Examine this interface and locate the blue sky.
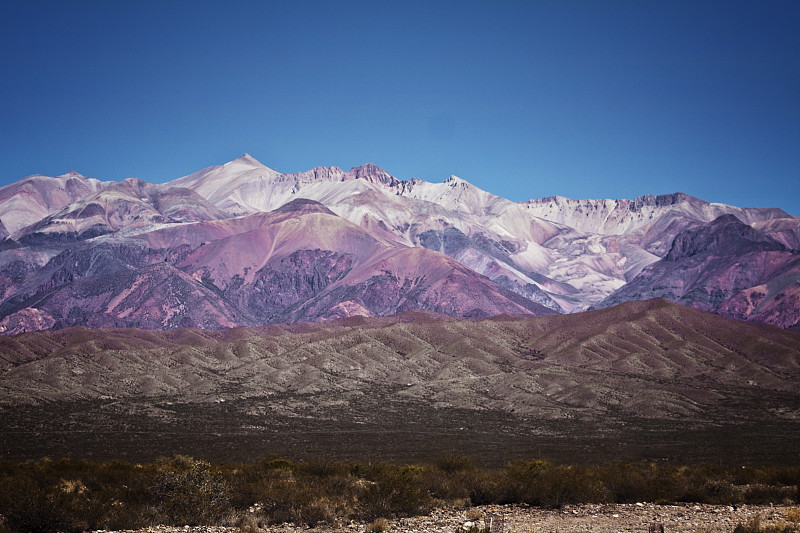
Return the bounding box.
[2,1,799,215]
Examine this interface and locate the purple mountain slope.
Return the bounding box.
[170,155,794,314]
[0,156,798,333]
[596,215,800,326]
[0,198,553,333]
[12,178,228,245]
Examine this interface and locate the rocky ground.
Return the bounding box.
[93,503,799,533]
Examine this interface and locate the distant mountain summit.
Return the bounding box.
[0,155,797,333]
[597,214,800,326]
[0,172,109,234]
[664,214,787,260]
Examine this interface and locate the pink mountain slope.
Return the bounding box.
[0,172,109,234]
[168,155,795,315]
[0,156,797,333]
[0,197,553,332]
[596,215,800,327]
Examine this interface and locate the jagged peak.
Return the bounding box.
[528,195,570,204]
[530,192,697,204]
[629,192,701,211]
[351,162,385,174]
[444,175,470,186]
[348,163,398,186]
[57,171,87,180]
[312,165,344,173]
[295,165,346,182]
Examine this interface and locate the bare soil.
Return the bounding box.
[92,503,799,533]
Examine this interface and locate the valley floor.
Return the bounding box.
[92,503,798,533]
[4,393,799,466]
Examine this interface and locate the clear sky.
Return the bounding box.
[2,1,799,215]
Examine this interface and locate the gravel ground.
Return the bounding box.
[94,503,799,533]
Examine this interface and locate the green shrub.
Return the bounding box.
[533,464,608,507]
[0,456,797,532]
[0,471,118,533]
[227,457,359,527]
[467,472,500,505]
[296,458,352,478]
[467,471,503,506]
[0,475,79,533]
[744,484,798,505]
[498,460,608,507]
[435,453,476,474]
[600,461,686,503]
[356,465,433,521]
[253,477,337,526]
[500,459,551,504]
[695,479,744,505]
[152,456,231,525]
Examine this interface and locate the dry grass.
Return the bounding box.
[733,515,800,533]
[783,507,800,523]
[366,517,389,532]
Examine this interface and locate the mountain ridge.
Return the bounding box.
[0,155,798,333]
[3,297,798,464]
[1,298,797,418]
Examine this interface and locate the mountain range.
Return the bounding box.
[0,154,798,334]
[1,299,798,463]
[3,298,797,414]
